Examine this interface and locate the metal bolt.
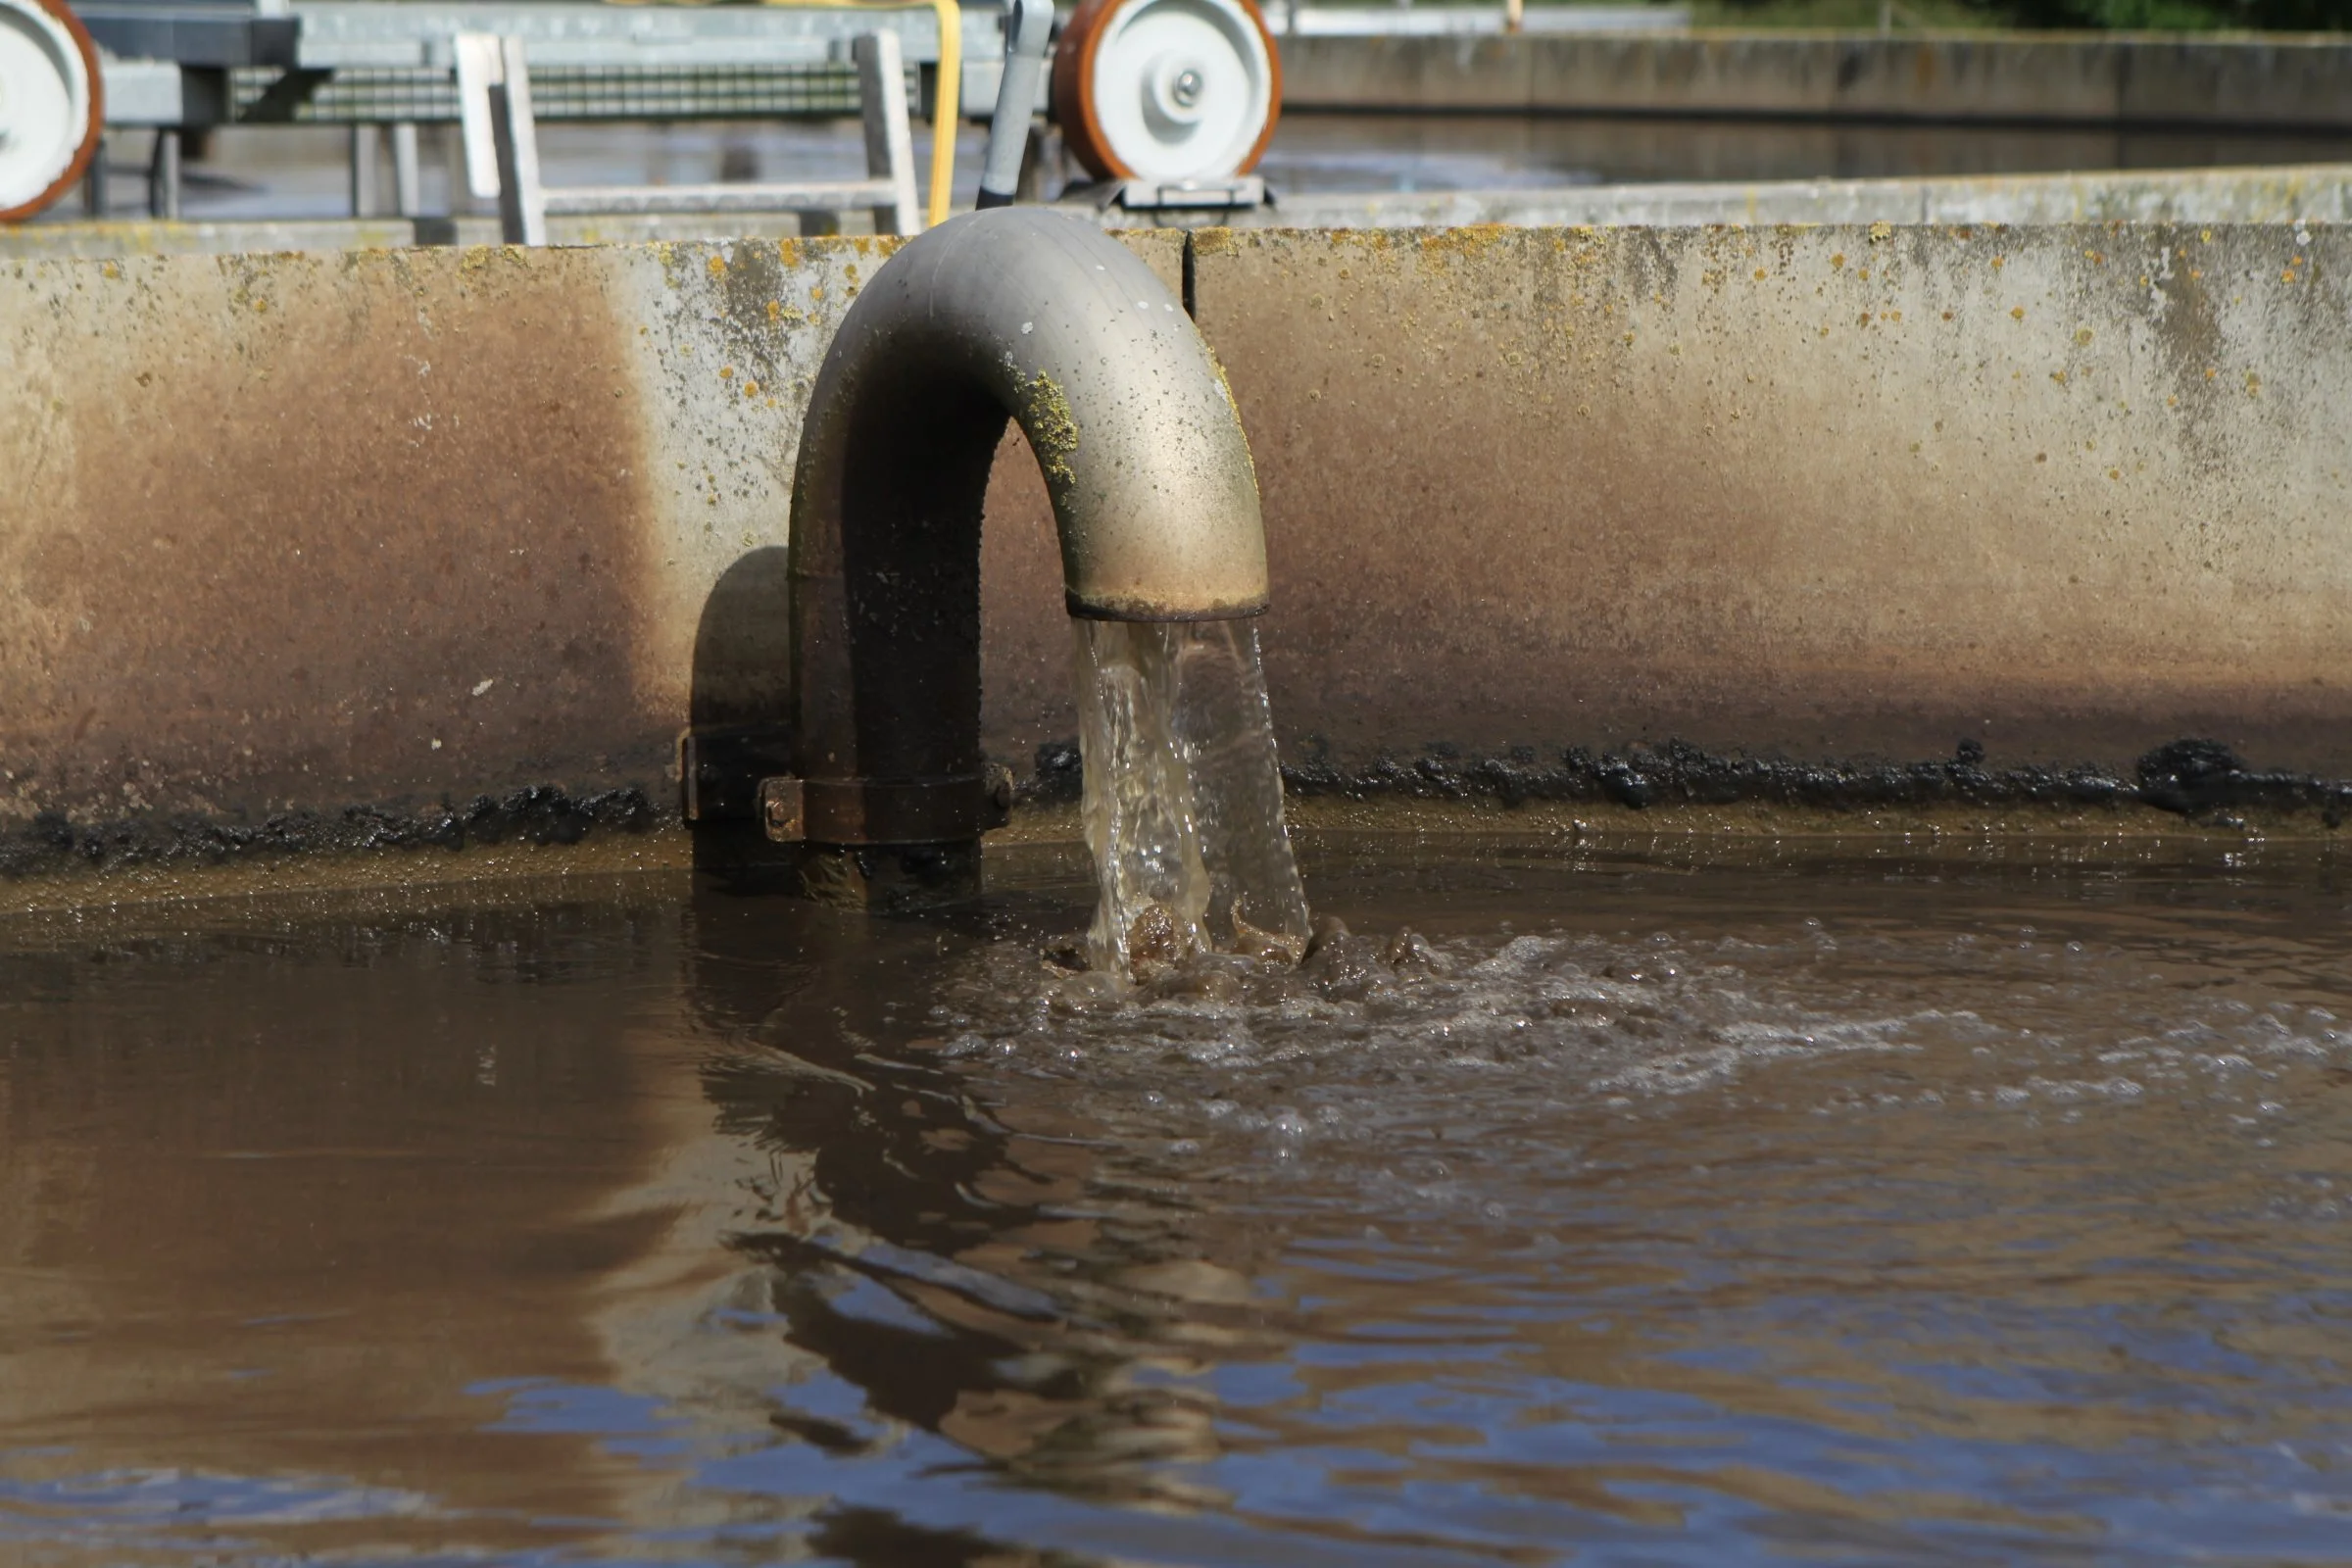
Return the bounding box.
[1172,69,1202,108]
[760,776,806,843]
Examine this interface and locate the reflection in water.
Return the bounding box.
[5,841,2352,1563]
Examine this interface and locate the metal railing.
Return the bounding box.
[455,26,920,242]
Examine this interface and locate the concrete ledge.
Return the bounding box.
[1242,163,2352,228]
[1277,31,2352,130]
[3,221,2347,884]
[11,165,2345,264]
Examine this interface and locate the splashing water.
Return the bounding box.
[1071,617,1311,974]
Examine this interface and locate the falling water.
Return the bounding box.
[1071,617,1311,974]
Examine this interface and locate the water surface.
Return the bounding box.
[4,837,2350,1564]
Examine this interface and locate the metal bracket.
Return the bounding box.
[677,724,795,823]
[759,766,1015,845]
[760,776,807,842]
[1098,174,1266,214]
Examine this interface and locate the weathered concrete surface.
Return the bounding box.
[1278,32,2352,131]
[0,239,873,857]
[0,231,1173,873]
[1193,222,2352,776]
[2,221,2347,884]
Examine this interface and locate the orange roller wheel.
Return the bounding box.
[0,0,103,222]
[1053,0,1280,185]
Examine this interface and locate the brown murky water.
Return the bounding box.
[4,836,2351,1564]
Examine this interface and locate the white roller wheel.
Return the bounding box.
[1053,0,1280,185]
[0,0,102,221]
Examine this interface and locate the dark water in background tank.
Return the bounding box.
[5,837,2352,1564]
[1260,112,2352,192]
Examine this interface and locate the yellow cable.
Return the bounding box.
[926,0,960,226]
[760,0,961,229]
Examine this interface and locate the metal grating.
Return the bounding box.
[229,63,918,123]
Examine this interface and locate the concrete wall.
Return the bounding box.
[1196,222,2351,778]
[2,241,788,836]
[1277,32,2352,130]
[2,220,2346,874]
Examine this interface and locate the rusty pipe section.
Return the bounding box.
[781,208,1267,871]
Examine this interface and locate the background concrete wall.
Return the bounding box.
[1192,222,2350,779]
[1277,32,2352,130]
[2,220,2345,871]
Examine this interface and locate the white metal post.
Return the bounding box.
[148,128,180,220]
[350,124,379,217]
[453,32,507,206]
[853,31,922,236]
[81,137,108,216]
[390,122,421,216]
[488,37,547,245]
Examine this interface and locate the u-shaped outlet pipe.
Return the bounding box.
[775,208,1269,901]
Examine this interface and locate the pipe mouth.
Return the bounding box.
[1065,591,1270,622]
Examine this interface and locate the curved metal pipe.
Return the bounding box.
[781,208,1269,880]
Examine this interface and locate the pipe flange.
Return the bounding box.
[1053,0,1280,185]
[761,771,1013,845]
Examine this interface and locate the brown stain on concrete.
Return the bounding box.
[1,247,663,827]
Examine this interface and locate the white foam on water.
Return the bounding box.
[921,910,2352,1194]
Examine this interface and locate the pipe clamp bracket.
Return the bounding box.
[761,767,1014,846]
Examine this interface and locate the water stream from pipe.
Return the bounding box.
[1070,617,1311,974]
